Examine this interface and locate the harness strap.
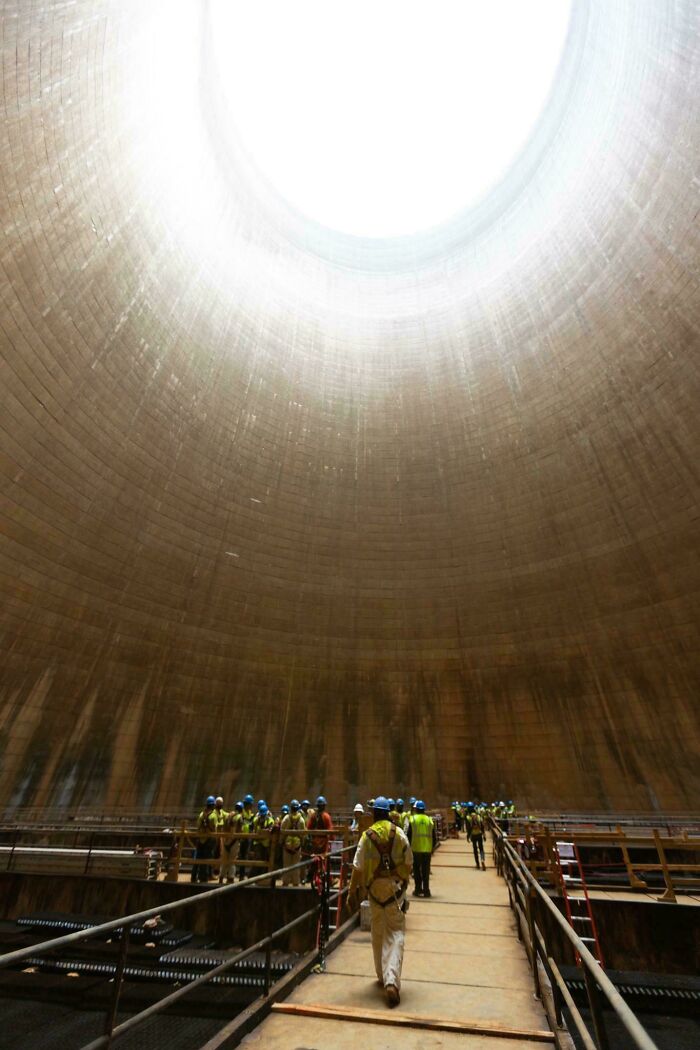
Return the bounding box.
[368,878,408,908]
[366,825,399,889]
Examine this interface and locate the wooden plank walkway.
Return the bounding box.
[240,836,553,1049]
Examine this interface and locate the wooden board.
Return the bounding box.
[271,1001,556,1042]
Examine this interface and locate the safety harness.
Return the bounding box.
[366,825,407,908]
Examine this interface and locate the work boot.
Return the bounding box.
[385,984,400,1008]
[423,888,432,897]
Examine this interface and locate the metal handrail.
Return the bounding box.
[0,845,350,969]
[0,842,358,1049]
[495,829,659,1050]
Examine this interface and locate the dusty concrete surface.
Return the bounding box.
[240,838,551,1047]
[2,3,700,817]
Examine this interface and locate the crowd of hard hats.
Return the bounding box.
[191,793,334,883]
[358,795,429,833]
[451,799,516,832]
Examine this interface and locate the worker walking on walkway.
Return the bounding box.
[466,802,486,869]
[348,796,413,1008]
[407,799,436,897]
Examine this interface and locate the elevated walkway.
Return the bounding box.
[237,837,554,1049]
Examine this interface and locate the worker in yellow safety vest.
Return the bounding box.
[407,800,436,897]
[238,793,256,880]
[348,796,413,1008]
[192,796,218,883]
[252,802,275,866]
[466,803,486,869]
[280,800,307,886]
[220,801,243,883]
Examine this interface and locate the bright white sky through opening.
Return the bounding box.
[210,1,572,239]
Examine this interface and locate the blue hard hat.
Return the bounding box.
[235,801,243,810]
[316,795,327,807]
[373,796,391,813]
[387,798,396,807]
[467,801,474,808]
[206,796,216,806]
[409,796,416,805]
[258,803,268,816]
[301,799,310,807]
[257,799,266,810]
[415,800,426,812]
[290,799,300,810]
[281,804,290,814]
[396,798,404,807]
[243,794,254,805]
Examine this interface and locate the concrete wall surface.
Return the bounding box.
[0,1,698,812]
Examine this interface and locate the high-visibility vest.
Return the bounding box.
[468,812,483,836]
[411,813,434,854]
[388,809,401,826]
[241,807,255,833]
[197,809,217,841]
[360,820,411,886]
[252,814,275,845]
[215,808,228,831]
[280,812,306,852]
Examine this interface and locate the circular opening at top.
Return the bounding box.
[210,0,572,239]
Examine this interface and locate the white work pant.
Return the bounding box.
[370,895,405,990]
[282,847,302,885]
[220,840,239,881]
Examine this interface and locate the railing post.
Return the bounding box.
[583,967,610,1050]
[525,885,541,999]
[165,825,185,882]
[617,825,647,890]
[263,938,272,997]
[84,831,95,876]
[7,828,19,872]
[653,830,677,903]
[104,925,130,1046]
[318,857,330,968]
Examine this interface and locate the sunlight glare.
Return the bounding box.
[209,0,572,238]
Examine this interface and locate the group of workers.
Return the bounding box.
[451,799,517,830]
[350,794,515,1008]
[191,790,503,1011]
[191,794,333,885]
[451,799,516,869]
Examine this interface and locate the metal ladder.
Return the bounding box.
[555,840,605,967]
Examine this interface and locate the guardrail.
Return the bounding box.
[492,826,659,1050]
[0,822,357,882]
[0,842,358,1049]
[499,821,700,902]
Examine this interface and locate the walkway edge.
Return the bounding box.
[197,912,360,1050]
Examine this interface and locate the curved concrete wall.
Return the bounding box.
[0,1,698,811]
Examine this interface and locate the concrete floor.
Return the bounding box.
[240,837,553,1048]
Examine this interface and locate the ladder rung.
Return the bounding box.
[572,916,592,922]
[580,937,596,943]
[568,895,586,901]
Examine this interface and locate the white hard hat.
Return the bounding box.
[353,803,364,813]
[215,796,224,805]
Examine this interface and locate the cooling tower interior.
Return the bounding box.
[1,0,698,815]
